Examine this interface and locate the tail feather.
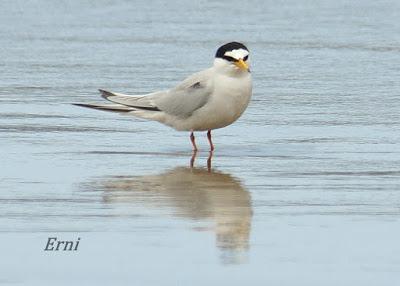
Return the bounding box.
[99,89,119,100]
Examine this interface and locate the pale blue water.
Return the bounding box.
[1,0,400,285]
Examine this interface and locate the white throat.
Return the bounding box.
[213,58,249,77]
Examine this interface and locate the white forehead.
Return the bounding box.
[224,48,249,60]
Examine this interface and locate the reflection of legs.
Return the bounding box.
[207,130,214,151]
[190,131,198,151]
[207,151,213,172]
[190,150,198,168]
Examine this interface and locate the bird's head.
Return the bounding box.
[214,42,250,75]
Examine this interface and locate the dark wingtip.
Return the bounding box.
[72,103,90,107]
[72,102,132,113]
[71,103,97,108]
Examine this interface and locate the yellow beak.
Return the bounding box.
[234,59,249,71]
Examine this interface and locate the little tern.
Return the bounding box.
[74,42,252,151]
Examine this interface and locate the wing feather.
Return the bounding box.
[100,68,213,118]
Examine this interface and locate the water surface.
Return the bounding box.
[1,0,400,285]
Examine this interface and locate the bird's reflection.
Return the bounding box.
[190,150,213,170]
[100,159,252,264]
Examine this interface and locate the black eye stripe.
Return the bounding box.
[222,55,237,62]
[222,55,249,62]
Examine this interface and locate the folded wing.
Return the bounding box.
[100,69,213,118]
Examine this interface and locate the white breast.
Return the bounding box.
[179,72,252,131]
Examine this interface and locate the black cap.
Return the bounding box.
[215,42,249,60]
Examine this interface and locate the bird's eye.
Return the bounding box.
[222,55,237,62]
[243,55,249,61]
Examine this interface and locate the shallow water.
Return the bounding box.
[1,0,400,285]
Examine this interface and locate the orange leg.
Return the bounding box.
[207,130,214,151]
[190,131,198,151]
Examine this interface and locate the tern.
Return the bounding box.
[74,42,252,151]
